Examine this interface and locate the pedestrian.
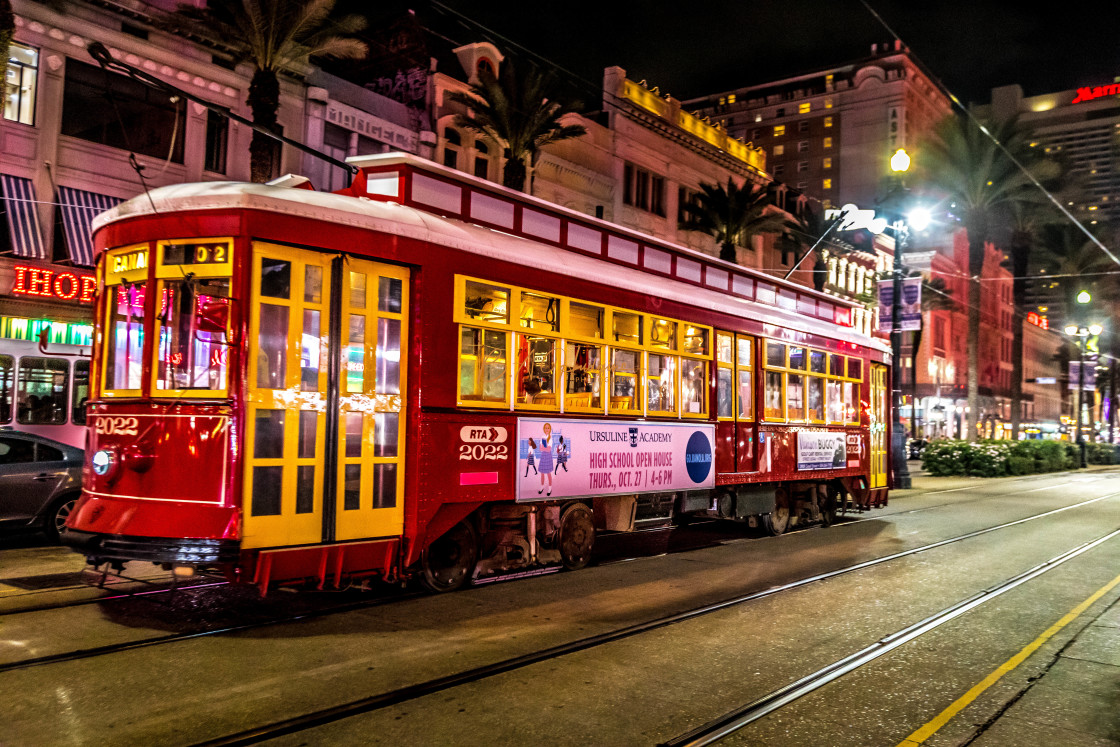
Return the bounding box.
[525,437,538,476]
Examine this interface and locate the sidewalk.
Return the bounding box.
[892,461,1120,745]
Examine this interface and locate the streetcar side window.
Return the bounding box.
[0,355,12,423]
[517,334,557,406]
[460,327,507,402]
[681,359,707,415]
[72,359,90,425]
[610,348,640,414]
[564,341,601,411]
[716,333,734,419]
[646,352,677,414]
[736,336,753,421]
[463,281,510,324]
[17,357,68,425]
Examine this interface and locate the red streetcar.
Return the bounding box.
[63,154,891,593]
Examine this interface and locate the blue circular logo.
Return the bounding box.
[685,431,713,483]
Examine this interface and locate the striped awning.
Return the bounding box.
[58,186,124,267]
[0,174,46,260]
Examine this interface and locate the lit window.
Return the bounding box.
[824,116,833,127]
[823,157,832,168]
[773,144,784,156]
[728,94,736,104]
[799,102,811,114]
[825,98,833,109]
[823,178,832,190]
[773,125,785,137]
[823,137,833,148]
[4,43,39,125]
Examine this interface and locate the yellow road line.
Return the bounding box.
[897,570,1120,746]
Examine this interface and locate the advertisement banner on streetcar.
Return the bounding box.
[515,418,715,502]
[797,431,847,471]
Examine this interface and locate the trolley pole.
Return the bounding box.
[890,222,912,489]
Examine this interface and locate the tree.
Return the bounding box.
[680,178,791,263]
[916,114,1048,441]
[449,61,586,192]
[179,0,368,183]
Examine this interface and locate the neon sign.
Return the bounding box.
[1072,83,1120,104]
[1026,311,1049,330]
[12,265,97,305]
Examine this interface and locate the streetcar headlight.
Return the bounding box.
[91,449,115,477]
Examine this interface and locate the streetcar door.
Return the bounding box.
[715,332,756,474]
[333,259,408,542]
[869,363,888,489]
[243,244,334,549]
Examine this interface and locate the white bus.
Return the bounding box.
[0,337,91,449]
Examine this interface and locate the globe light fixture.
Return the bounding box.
[1090,324,1103,336]
[907,207,931,231]
[1065,324,1080,335]
[1077,290,1092,304]
[890,148,911,173]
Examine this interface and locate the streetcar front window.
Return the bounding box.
[156,278,230,392]
[105,283,147,392]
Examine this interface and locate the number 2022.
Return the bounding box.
[459,444,508,461]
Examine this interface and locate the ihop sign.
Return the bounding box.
[9,264,97,305]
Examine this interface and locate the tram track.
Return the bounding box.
[181,490,1120,747]
[0,576,228,618]
[661,527,1120,747]
[1,486,1115,682]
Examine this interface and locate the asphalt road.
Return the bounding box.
[2,469,1119,746]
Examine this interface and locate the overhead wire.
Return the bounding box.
[857,0,1120,268]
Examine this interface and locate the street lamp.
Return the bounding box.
[1064,295,1101,468]
[888,149,913,489]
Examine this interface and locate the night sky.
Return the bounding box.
[433,0,1120,107]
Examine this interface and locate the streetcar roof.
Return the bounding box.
[93,179,888,352]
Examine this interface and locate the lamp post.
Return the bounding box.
[888,148,913,489]
[1065,304,1100,468]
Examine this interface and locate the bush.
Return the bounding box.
[1085,443,1120,464]
[920,438,1094,477]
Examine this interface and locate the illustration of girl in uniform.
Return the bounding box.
[525,437,538,476]
[556,435,569,472]
[537,423,554,495]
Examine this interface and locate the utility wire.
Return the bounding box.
[858,0,1120,268]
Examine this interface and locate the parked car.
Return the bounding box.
[908,438,928,460]
[0,429,84,543]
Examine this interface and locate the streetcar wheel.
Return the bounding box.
[763,489,791,536]
[420,521,478,593]
[558,503,595,570]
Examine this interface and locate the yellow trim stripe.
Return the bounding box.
[897,570,1120,746]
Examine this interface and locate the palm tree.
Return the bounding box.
[179,0,367,183]
[448,61,586,192]
[680,178,791,263]
[916,114,1046,441]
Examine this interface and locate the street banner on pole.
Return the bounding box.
[877,277,922,331]
[1069,359,1098,392]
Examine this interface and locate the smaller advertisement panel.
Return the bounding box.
[516,418,715,502]
[797,431,847,471]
